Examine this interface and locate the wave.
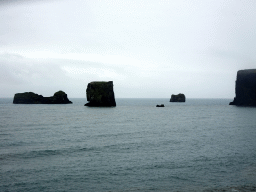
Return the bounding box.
[0,143,135,161]
[0,149,64,161]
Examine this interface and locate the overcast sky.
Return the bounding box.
[0,0,255,98]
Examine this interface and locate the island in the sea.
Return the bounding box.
[229,69,256,106]
[13,91,72,104]
[170,93,186,102]
[156,104,165,107]
[84,81,116,107]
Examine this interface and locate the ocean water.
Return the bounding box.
[0,98,256,192]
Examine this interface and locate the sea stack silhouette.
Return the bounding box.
[170,93,186,102]
[84,81,116,107]
[13,91,72,104]
[229,69,256,106]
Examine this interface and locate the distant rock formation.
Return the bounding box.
[13,91,72,104]
[229,69,256,106]
[84,81,116,107]
[170,93,186,102]
[156,104,165,107]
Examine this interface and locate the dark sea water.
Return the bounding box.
[1,98,256,192]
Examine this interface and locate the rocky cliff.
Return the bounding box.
[13,91,72,104]
[84,81,116,107]
[170,93,186,102]
[229,69,256,106]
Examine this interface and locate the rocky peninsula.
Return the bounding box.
[84,81,116,107]
[229,69,256,106]
[170,93,186,102]
[13,91,72,104]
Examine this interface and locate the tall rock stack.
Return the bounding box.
[84,81,116,107]
[229,69,256,106]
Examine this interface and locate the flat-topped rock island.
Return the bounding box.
[13,91,72,104]
[84,81,116,107]
[170,93,186,102]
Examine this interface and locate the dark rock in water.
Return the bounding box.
[170,93,186,102]
[52,91,72,104]
[13,90,72,104]
[13,92,43,104]
[156,104,165,107]
[84,81,116,107]
[229,69,256,106]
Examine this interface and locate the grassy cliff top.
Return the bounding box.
[90,81,113,84]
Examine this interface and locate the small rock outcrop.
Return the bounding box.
[13,91,72,104]
[170,93,186,102]
[84,81,116,107]
[156,104,165,107]
[229,69,256,106]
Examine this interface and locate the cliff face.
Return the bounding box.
[170,93,186,102]
[84,81,116,107]
[13,91,72,104]
[230,69,256,106]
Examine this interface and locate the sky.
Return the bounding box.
[0,0,256,98]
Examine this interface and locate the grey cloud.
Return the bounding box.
[0,53,130,97]
[0,52,237,98]
[0,0,58,6]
